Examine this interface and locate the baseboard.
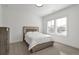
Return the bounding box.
[9,40,23,44]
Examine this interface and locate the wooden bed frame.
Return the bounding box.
[23,26,54,53]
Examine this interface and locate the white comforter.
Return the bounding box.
[25,32,53,50]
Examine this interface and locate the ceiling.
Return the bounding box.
[34,4,71,17]
[3,4,71,17]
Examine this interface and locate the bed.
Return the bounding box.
[23,26,54,53]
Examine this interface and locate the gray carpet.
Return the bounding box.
[9,42,79,55]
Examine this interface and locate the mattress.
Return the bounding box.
[25,32,53,50]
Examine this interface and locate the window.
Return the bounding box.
[47,20,55,33]
[56,17,67,36]
[47,17,67,36]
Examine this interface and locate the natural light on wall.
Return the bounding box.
[47,17,67,36]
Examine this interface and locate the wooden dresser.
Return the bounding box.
[0,27,9,55]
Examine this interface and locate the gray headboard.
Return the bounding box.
[23,26,39,41]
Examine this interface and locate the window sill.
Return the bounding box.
[47,33,67,38]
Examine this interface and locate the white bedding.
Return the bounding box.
[25,32,53,50]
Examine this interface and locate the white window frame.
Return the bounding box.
[56,17,67,36]
[47,17,67,36]
[47,20,55,34]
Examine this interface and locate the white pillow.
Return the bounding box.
[27,31,33,35]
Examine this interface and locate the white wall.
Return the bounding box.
[2,5,42,43]
[43,5,79,49]
[0,5,2,26]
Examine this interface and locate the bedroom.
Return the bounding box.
[0,4,79,55]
